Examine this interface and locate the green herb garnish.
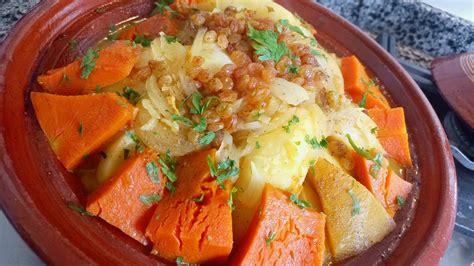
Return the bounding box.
[121,86,141,104]
[247,24,290,62]
[192,118,207,133]
[139,194,162,205]
[255,141,261,149]
[265,231,277,246]
[290,193,311,209]
[346,134,373,161]
[59,73,70,86]
[192,193,205,203]
[197,131,215,145]
[153,0,179,17]
[95,85,102,93]
[279,19,305,36]
[164,35,178,44]
[305,135,328,149]
[78,121,84,136]
[80,48,99,79]
[359,91,369,108]
[126,131,140,144]
[158,149,177,191]
[228,187,239,210]
[361,78,376,88]
[146,161,161,184]
[176,256,184,265]
[172,114,194,126]
[207,155,240,188]
[397,195,406,207]
[189,92,218,115]
[282,115,300,133]
[371,127,378,134]
[133,35,153,47]
[288,64,299,74]
[67,202,94,216]
[309,159,316,175]
[348,189,361,216]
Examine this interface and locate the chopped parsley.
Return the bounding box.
[59,73,70,86]
[361,78,376,88]
[146,161,161,184]
[158,149,177,192]
[255,141,261,149]
[228,187,239,210]
[247,24,290,62]
[346,134,374,161]
[309,159,316,175]
[67,202,94,216]
[164,35,178,44]
[192,193,205,203]
[207,235,213,241]
[126,131,140,144]
[310,48,324,57]
[310,39,318,46]
[121,86,141,104]
[192,118,207,133]
[288,64,299,74]
[139,194,161,205]
[95,85,102,93]
[397,195,406,207]
[123,148,130,160]
[359,91,369,108]
[305,135,328,149]
[197,131,215,145]
[207,155,240,188]
[133,35,153,47]
[348,189,361,216]
[189,92,218,115]
[370,153,383,178]
[265,231,277,246]
[80,48,99,79]
[282,115,300,133]
[153,0,179,17]
[176,256,184,265]
[371,127,378,134]
[252,109,263,121]
[290,194,311,209]
[78,121,84,136]
[279,19,305,36]
[172,114,194,126]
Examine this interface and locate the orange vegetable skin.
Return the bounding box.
[37,41,140,95]
[385,169,413,216]
[341,55,390,110]
[232,185,326,266]
[145,149,233,264]
[352,152,388,208]
[87,150,166,245]
[30,92,134,170]
[119,14,178,41]
[368,107,412,166]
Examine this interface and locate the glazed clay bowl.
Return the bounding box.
[0,0,456,264]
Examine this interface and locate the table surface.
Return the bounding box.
[1,0,473,265]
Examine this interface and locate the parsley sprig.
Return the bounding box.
[346,134,384,178]
[282,115,300,133]
[80,48,99,79]
[348,189,361,216]
[290,194,311,209]
[247,24,290,62]
[133,35,153,47]
[152,0,179,17]
[207,155,240,188]
[139,194,162,205]
[278,19,305,36]
[265,231,277,246]
[397,195,406,207]
[228,186,240,210]
[121,86,141,104]
[67,202,94,216]
[158,149,177,192]
[305,135,328,149]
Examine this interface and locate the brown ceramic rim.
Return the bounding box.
[0,0,456,264]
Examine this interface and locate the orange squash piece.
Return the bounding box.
[31,92,134,170]
[119,14,178,41]
[385,169,413,216]
[87,150,166,245]
[37,41,140,95]
[352,152,388,208]
[341,55,390,110]
[368,107,412,166]
[145,149,233,264]
[232,185,326,266]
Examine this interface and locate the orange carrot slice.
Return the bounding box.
[341,55,390,110]
[30,92,134,170]
[119,14,178,41]
[384,169,413,216]
[232,185,326,266]
[37,41,140,95]
[145,149,233,264]
[87,150,166,245]
[368,108,412,166]
[352,152,388,208]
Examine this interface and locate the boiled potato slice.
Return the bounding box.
[309,158,395,261]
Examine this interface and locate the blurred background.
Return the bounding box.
[1,0,473,265]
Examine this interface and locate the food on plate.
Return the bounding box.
[31,0,414,264]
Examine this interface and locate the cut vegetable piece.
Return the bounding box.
[119,14,178,41]
[378,134,412,166]
[87,150,165,245]
[232,185,326,266]
[37,41,140,95]
[352,152,388,208]
[308,158,395,261]
[368,107,412,166]
[31,92,134,170]
[341,55,390,110]
[145,149,233,264]
[385,169,413,216]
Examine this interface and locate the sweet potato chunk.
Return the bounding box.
[145,149,233,264]
[31,92,134,170]
[368,107,412,166]
[341,55,390,110]
[308,158,395,261]
[37,41,140,95]
[232,185,326,266]
[87,150,166,245]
